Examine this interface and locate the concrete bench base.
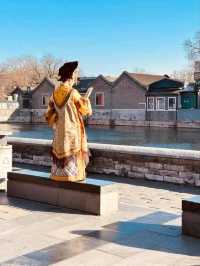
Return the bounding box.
[7,168,118,215]
[182,196,200,238]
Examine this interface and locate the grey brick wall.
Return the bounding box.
[90,76,112,110]
[31,79,55,109]
[146,111,177,121]
[112,73,146,109]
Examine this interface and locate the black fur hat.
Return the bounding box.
[58,61,78,82]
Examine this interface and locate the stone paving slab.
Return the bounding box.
[112,250,193,266]
[51,249,122,266]
[0,172,200,265]
[0,233,62,263]
[97,242,144,259]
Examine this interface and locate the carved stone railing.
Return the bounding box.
[7,137,200,187]
[0,131,12,190]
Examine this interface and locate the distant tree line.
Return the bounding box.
[0,32,200,91]
[0,54,64,90]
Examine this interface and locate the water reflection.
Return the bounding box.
[1,123,200,150]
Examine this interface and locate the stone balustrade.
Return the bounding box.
[7,137,200,187]
[0,131,12,190]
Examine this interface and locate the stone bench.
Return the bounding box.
[182,196,200,238]
[7,167,118,215]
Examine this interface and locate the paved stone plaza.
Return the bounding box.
[0,172,200,266]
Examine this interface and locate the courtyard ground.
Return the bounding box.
[0,171,200,266]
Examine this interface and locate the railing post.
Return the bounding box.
[0,131,12,191]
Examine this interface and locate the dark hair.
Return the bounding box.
[59,72,74,82]
[58,61,78,82]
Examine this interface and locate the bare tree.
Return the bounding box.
[171,31,200,83]
[185,31,200,61]
[0,54,64,89]
[41,54,64,79]
[171,67,194,83]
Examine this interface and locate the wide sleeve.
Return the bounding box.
[73,89,92,116]
[44,95,58,127]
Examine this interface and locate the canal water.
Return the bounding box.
[1,123,200,150]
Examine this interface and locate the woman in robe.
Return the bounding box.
[44,61,92,182]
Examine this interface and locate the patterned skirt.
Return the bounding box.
[50,151,86,182]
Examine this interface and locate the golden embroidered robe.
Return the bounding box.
[45,84,92,182]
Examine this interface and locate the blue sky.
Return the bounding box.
[0,0,199,76]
